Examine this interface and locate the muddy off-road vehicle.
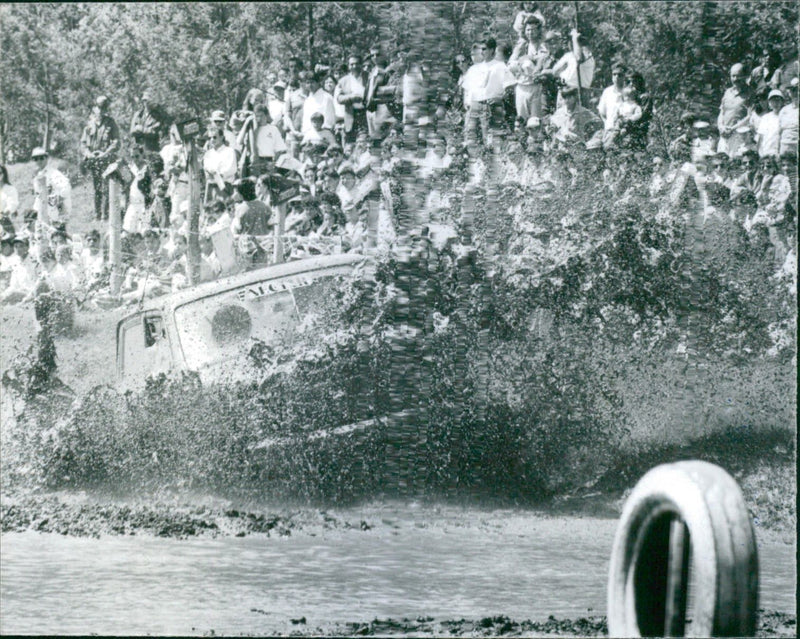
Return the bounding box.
[116,254,366,389]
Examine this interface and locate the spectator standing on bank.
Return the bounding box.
[1,236,39,304]
[31,147,72,226]
[252,104,287,175]
[597,62,626,134]
[130,90,168,152]
[717,63,752,158]
[549,86,603,146]
[475,37,509,143]
[365,48,396,138]
[268,81,287,131]
[0,164,20,221]
[233,179,272,236]
[335,55,368,144]
[756,89,784,157]
[160,124,188,222]
[509,15,548,122]
[80,95,120,221]
[302,71,337,137]
[122,145,151,235]
[550,29,595,107]
[203,126,238,202]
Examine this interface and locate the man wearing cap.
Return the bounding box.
[778,78,798,157]
[130,90,167,152]
[717,63,752,158]
[756,89,785,157]
[31,148,72,226]
[334,55,367,143]
[597,62,626,132]
[1,236,39,304]
[80,96,120,221]
[548,86,602,146]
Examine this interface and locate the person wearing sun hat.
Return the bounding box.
[756,88,785,157]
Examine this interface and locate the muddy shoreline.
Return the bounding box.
[2,491,795,637]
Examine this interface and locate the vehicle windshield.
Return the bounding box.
[173,271,348,370]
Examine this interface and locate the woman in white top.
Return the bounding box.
[0,165,19,219]
[122,148,150,235]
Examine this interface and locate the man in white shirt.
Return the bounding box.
[267,81,287,129]
[756,89,784,157]
[252,104,287,175]
[717,63,752,158]
[334,55,367,143]
[31,147,72,226]
[597,62,626,131]
[462,41,490,151]
[474,38,510,140]
[301,71,336,137]
[203,127,238,201]
[549,86,603,145]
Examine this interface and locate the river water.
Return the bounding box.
[0,504,795,636]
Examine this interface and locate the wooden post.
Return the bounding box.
[108,177,123,295]
[186,139,201,285]
[573,2,583,108]
[273,201,286,264]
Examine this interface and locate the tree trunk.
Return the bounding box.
[0,113,6,164]
[307,3,314,70]
[186,140,201,285]
[43,63,52,152]
[452,2,462,54]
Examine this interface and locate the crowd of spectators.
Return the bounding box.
[0,6,796,318]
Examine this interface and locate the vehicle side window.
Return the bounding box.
[144,316,165,348]
[119,313,171,382]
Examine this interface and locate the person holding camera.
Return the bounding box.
[80,95,120,221]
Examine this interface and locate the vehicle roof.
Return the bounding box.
[120,254,366,321]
